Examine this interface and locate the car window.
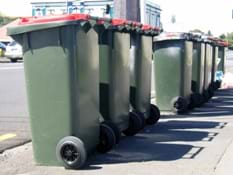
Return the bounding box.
[8,41,17,46]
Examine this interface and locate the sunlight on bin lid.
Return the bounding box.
[208,36,229,47]
[19,13,91,25]
[111,18,127,26]
[7,13,94,36]
[154,32,190,42]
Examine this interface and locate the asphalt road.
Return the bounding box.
[0,60,30,152]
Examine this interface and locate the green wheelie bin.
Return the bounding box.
[129,23,161,125]
[7,14,102,169]
[96,18,144,142]
[210,39,219,91]
[189,34,205,107]
[153,32,193,113]
[216,40,228,88]
[202,37,214,101]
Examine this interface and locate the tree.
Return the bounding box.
[189,29,204,34]
[207,30,213,36]
[0,13,17,27]
[171,15,176,24]
[219,34,226,39]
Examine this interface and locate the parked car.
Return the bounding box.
[0,42,6,57]
[4,41,23,62]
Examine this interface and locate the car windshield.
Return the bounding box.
[8,41,17,46]
[0,42,6,48]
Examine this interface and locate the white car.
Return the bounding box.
[5,41,23,63]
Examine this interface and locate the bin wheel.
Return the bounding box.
[123,111,143,136]
[56,136,87,169]
[188,93,199,109]
[208,85,215,98]
[102,121,121,144]
[171,96,188,114]
[215,80,221,89]
[97,123,116,153]
[203,90,210,102]
[134,111,146,129]
[10,59,17,63]
[146,104,160,125]
[196,93,204,107]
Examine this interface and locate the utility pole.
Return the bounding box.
[114,0,140,21]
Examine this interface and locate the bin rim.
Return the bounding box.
[154,32,190,42]
[19,13,91,25]
[7,13,96,36]
[208,37,229,47]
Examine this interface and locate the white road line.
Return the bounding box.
[0,67,24,70]
[0,133,17,142]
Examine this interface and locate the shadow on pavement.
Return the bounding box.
[189,88,233,117]
[84,119,222,170]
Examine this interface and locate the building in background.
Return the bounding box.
[30,0,161,27]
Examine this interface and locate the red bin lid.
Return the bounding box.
[111,18,127,26]
[19,13,91,25]
[142,24,153,31]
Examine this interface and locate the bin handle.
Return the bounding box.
[26,33,32,52]
[58,28,63,47]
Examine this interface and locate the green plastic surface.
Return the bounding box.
[130,34,153,117]
[153,40,193,111]
[99,31,130,131]
[8,23,100,166]
[192,42,205,94]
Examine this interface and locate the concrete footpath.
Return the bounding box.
[1,89,233,175]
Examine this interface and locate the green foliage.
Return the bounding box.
[207,30,213,36]
[219,32,233,48]
[0,14,17,27]
[171,15,176,24]
[189,29,204,34]
[219,34,226,39]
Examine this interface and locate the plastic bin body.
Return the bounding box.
[99,29,130,131]
[8,20,100,165]
[203,43,213,90]
[130,33,152,118]
[218,46,226,74]
[153,39,193,111]
[191,41,205,94]
[211,45,219,83]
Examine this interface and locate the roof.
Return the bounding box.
[0,19,19,42]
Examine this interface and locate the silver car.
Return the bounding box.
[5,41,23,63]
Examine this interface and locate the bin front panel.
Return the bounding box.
[199,43,205,93]
[181,41,193,98]
[154,40,183,111]
[218,46,226,74]
[204,44,212,90]
[75,27,100,152]
[135,35,152,116]
[110,32,130,130]
[191,42,205,94]
[99,44,111,121]
[211,46,219,82]
[22,26,75,165]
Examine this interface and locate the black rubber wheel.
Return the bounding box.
[146,104,160,125]
[196,93,204,107]
[56,136,87,169]
[203,90,210,102]
[208,85,215,98]
[102,121,121,144]
[134,111,146,129]
[97,123,116,153]
[215,80,221,89]
[188,93,199,109]
[123,111,143,136]
[171,96,188,114]
[10,59,17,63]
